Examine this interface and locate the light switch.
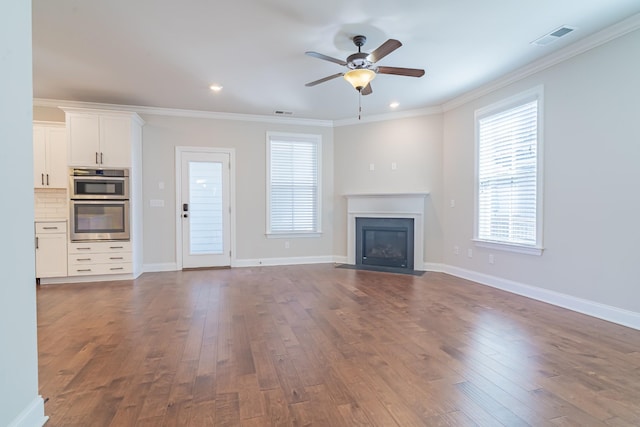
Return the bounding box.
[158,181,165,190]
[369,163,375,171]
[391,162,397,170]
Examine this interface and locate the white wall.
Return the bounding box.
[140,114,334,267]
[0,1,47,426]
[333,114,444,264]
[442,28,640,315]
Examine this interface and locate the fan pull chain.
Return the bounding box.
[358,90,362,120]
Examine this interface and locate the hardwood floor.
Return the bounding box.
[37,264,640,426]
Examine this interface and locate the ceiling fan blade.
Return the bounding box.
[305,51,347,66]
[305,73,343,87]
[361,83,373,96]
[377,66,425,77]
[368,39,402,63]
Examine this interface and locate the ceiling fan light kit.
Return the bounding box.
[344,68,376,91]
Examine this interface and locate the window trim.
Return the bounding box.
[266,131,322,238]
[473,85,544,255]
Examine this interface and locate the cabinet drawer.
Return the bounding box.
[68,263,132,276]
[69,252,132,265]
[35,221,67,234]
[69,241,131,253]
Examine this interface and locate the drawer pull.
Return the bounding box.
[110,257,124,260]
[110,267,124,271]
[109,246,124,249]
[77,247,91,250]
[42,226,58,230]
[77,269,92,272]
[76,258,92,261]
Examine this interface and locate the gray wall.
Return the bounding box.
[140,114,335,267]
[442,28,640,313]
[1,1,46,426]
[333,114,444,265]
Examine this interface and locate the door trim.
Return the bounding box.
[175,146,236,269]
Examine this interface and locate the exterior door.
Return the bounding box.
[179,150,231,268]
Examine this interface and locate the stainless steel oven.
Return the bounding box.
[70,168,129,199]
[69,168,130,241]
[70,200,130,241]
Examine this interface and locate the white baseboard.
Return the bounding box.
[443,265,640,331]
[143,262,179,273]
[333,255,348,264]
[39,273,135,284]
[7,396,48,427]
[234,255,335,268]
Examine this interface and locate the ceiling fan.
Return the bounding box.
[305,35,425,95]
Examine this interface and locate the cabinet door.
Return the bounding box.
[35,234,68,278]
[33,126,47,188]
[68,114,100,166]
[100,116,131,167]
[46,127,68,188]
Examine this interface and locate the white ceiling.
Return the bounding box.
[32,0,640,121]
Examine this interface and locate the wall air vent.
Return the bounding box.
[274,110,293,116]
[531,26,576,46]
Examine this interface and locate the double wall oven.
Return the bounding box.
[69,168,130,241]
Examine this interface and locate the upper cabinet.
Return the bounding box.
[63,108,144,168]
[33,122,67,189]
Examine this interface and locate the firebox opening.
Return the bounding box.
[356,217,414,272]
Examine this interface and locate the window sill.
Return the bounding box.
[266,232,323,239]
[473,239,543,256]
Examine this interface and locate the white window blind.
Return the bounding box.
[267,134,320,235]
[477,97,539,247]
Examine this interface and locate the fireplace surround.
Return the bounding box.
[345,192,428,271]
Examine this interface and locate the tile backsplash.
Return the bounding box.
[34,189,68,219]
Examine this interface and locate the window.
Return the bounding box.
[475,87,543,254]
[266,132,321,236]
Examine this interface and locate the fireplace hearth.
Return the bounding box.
[356,217,414,271]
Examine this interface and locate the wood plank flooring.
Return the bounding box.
[37,264,640,426]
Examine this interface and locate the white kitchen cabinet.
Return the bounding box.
[68,241,132,276]
[35,221,68,278]
[33,122,67,188]
[64,109,143,167]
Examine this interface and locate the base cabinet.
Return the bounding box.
[35,221,68,278]
[68,241,132,276]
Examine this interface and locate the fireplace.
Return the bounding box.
[356,217,414,271]
[345,192,428,271]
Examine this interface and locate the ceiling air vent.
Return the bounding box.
[531,26,576,46]
[274,110,293,116]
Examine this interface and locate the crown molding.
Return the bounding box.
[33,98,334,128]
[442,12,640,112]
[333,105,443,127]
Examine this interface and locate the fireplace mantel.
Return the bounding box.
[345,192,428,270]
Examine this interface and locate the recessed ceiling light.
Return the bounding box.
[390,102,399,109]
[209,84,223,92]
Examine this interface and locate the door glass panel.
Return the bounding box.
[189,161,223,254]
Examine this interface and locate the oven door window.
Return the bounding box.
[74,203,126,233]
[73,179,126,198]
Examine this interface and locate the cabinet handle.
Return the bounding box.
[77,269,92,272]
[35,237,39,249]
[96,152,99,164]
[77,258,92,261]
[109,246,124,249]
[110,257,124,260]
[77,247,91,250]
[42,226,58,230]
[41,173,44,185]
[100,152,104,164]
[110,267,124,271]
[46,174,49,185]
